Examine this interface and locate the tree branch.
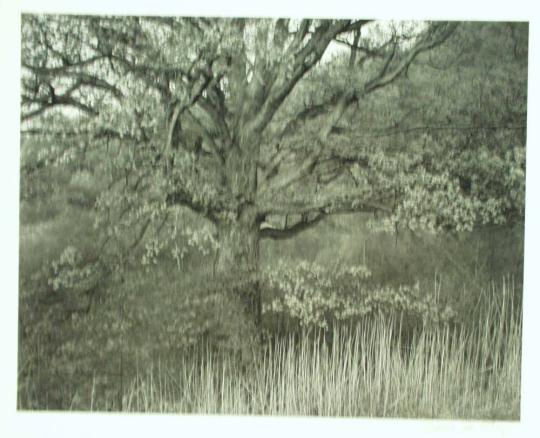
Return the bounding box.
[260,89,357,195]
[278,93,343,140]
[21,54,108,76]
[364,22,458,94]
[257,193,392,218]
[259,213,325,240]
[260,22,459,195]
[165,188,222,224]
[21,70,122,121]
[333,123,528,139]
[21,93,98,121]
[258,191,392,240]
[247,20,371,136]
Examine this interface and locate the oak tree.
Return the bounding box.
[21,16,525,326]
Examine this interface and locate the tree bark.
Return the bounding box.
[215,207,262,331]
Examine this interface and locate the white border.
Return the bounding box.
[2,1,539,437]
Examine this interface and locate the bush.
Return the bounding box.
[261,258,457,332]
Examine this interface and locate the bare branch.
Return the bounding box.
[364,22,458,94]
[331,123,528,139]
[259,213,325,240]
[348,28,362,68]
[22,69,122,121]
[278,93,343,140]
[165,65,219,152]
[184,109,224,160]
[21,55,108,76]
[165,189,221,224]
[247,20,371,136]
[257,193,392,218]
[259,90,357,195]
[261,22,459,195]
[21,89,98,122]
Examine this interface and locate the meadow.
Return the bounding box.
[123,284,521,419]
[18,188,524,419]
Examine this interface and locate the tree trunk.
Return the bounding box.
[215,207,262,330]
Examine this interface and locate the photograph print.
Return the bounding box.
[18,15,527,419]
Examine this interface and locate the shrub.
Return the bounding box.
[262,258,457,331]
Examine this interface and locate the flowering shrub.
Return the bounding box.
[262,259,457,330]
[48,246,100,294]
[169,224,219,269]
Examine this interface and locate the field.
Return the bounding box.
[18,196,524,419]
[124,289,520,419]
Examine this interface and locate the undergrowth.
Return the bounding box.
[54,280,520,419]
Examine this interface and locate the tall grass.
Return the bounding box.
[122,280,521,419]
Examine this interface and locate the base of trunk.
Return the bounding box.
[215,220,262,331]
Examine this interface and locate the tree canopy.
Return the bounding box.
[20,16,527,291]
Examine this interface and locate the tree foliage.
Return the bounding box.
[20,15,527,335]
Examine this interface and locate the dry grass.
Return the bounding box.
[122,281,521,420]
